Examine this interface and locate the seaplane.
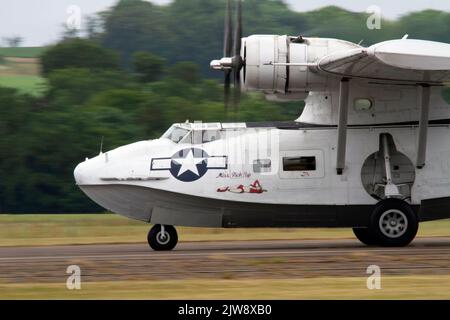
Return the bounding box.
[74,0,450,250]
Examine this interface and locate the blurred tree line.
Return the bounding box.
[1,0,450,213]
[98,0,450,75]
[0,39,299,213]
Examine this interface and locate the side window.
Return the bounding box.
[279,150,324,179]
[283,157,316,171]
[354,98,373,111]
[253,159,271,173]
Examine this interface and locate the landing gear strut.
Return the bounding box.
[147,224,178,251]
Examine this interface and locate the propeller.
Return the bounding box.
[224,0,233,110]
[233,0,243,109]
[210,0,245,115]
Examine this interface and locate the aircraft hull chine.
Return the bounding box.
[76,184,426,228]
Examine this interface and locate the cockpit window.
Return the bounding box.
[203,130,221,143]
[180,130,222,144]
[162,125,190,143]
[162,124,223,144]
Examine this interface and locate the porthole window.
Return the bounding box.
[354,98,373,111]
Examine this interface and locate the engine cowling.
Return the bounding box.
[242,35,328,96]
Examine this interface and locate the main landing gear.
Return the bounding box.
[147,224,178,251]
[354,133,419,247]
[353,199,419,247]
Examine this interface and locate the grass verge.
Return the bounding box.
[0,75,46,95]
[0,214,449,247]
[1,276,449,299]
[0,47,46,58]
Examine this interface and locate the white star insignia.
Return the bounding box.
[173,149,205,177]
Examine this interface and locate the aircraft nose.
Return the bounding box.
[74,155,108,185]
[74,158,101,185]
[74,161,88,185]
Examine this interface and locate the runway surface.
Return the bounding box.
[1,237,450,283]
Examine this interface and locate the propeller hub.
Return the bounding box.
[210,56,244,71]
[210,57,234,70]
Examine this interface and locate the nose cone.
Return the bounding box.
[74,161,88,185]
[74,156,103,185]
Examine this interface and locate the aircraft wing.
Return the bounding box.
[317,39,450,85]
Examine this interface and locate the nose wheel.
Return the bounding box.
[147,224,178,251]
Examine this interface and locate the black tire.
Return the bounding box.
[147,224,178,251]
[369,199,418,247]
[352,228,378,246]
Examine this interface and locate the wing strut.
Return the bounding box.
[416,84,431,169]
[336,78,350,175]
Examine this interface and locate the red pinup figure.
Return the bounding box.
[217,180,267,194]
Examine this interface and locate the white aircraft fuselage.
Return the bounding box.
[74,31,450,249]
[74,120,450,228]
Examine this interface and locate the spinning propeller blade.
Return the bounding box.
[210,0,245,116]
[233,0,243,110]
[224,0,233,111]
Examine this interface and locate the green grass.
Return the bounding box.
[1,276,449,299]
[0,214,449,247]
[0,75,46,95]
[0,52,44,95]
[0,47,46,58]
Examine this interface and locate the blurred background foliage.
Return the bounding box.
[1,0,450,213]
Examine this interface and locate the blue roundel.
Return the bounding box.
[169,148,209,182]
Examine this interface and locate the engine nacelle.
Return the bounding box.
[242,35,357,97]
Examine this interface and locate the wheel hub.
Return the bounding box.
[156,231,170,245]
[379,209,408,238]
